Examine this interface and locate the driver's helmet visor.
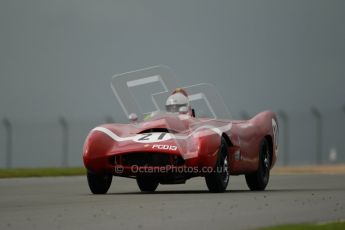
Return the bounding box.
[165,104,188,113]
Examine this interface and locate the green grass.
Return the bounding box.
[0,167,86,178]
[259,221,345,230]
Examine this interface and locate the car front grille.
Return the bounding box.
[109,153,184,167]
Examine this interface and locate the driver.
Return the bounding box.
[165,88,194,116]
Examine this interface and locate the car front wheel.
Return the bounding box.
[87,170,113,194]
[136,175,159,192]
[205,137,230,193]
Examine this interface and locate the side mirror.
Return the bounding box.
[128,113,138,122]
[179,106,188,114]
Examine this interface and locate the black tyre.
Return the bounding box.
[136,175,159,192]
[205,137,230,193]
[87,170,112,194]
[245,138,271,191]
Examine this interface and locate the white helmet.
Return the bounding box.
[165,89,189,113]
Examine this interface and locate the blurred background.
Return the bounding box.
[0,0,344,168]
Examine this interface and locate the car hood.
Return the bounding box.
[96,114,232,140]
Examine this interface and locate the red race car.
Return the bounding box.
[83,85,278,194]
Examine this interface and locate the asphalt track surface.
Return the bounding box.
[1,174,345,230]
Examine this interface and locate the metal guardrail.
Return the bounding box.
[277,110,289,166]
[3,118,12,168]
[310,106,322,164]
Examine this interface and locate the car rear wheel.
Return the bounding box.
[205,137,230,193]
[245,138,271,191]
[87,170,113,194]
[136,175,159,192]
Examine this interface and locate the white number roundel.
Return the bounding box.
[133,132,172,143]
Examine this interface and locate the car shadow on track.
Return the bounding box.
[101,187,343,195]
[106,190,262,195]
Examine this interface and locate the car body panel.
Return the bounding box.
[83,110,278,179]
